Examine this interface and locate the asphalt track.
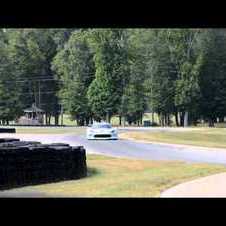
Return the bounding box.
[1,130,226,165]
[1,129,226,197]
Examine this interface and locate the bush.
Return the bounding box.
[150,122,159,127]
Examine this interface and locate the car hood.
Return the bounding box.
[88,128,116,133]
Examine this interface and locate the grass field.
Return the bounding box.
[9,112,226,129]
[14,126,86,135]
[4,154,226,197]
[50,114,76,126]
[111,113,160,126]
[9,113,226,127]
[120,128,226,149]
[49,113,160,126]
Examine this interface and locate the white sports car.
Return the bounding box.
[86,122,118,140]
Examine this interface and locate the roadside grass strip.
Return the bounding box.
[1,154,226,197]
[120,128,226,149]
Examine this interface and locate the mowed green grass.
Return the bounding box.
[4,154,226,197]
[111,113,160,126]
[120,128,226,149]
[52,113,159,126]
[11,113,158,128]
[9,113,158,134]
[50,114,76,126]
[10,113,226,127]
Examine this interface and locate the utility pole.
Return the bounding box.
[61,104,64,126]
[38,80,41,108]
[33,81,37,107]
[106,109,110,123]
[150,73,154,124]
[184,111,188,127]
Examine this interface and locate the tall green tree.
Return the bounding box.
[199,29,226,126]
[87,29,129,123]
[164,29,203,126]
[52,30,95,126]
[122,29,148,125]
[144,29,177,126]
[6,29,60,124]
[0,30,22,124]
[50,29,74,50]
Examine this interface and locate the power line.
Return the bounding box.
[2,79,64,84]
[0,74,96,83]
[19,91,58,95]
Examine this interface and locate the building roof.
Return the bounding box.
[24,104,44,113]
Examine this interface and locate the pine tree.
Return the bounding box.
[52,30,95,125]
[199,29,226,126]
[87,29,129,122]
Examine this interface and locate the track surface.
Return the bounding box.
[1,128,226,197]
[1,130,226,165]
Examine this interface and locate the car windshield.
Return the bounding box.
[92,124,112,129]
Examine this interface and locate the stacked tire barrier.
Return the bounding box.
[0,138,87,190]
[0,128,16,133]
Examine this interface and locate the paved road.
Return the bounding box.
[160,172,226,197]
[2,132,226,165]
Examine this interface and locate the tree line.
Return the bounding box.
[0,28,226,127]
